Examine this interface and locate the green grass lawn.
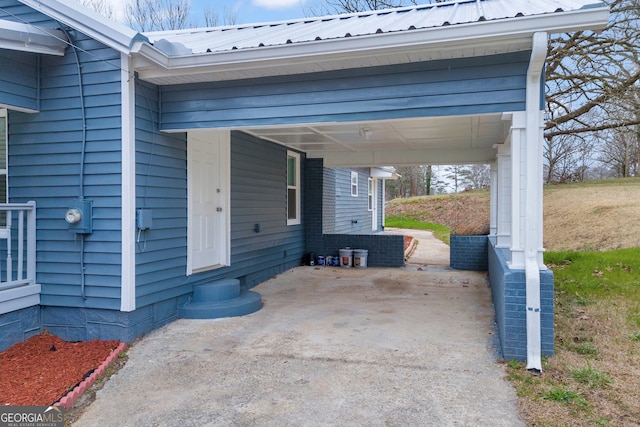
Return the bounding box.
[545,248,640,327]
[505,248,640,425]
[385,215,451,244]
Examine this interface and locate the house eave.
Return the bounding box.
[0,20,67,55]
[18,0,147,54]
[132,7,609,85]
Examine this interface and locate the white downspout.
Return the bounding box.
[121,53,137,312]
[382,180,386,228]
[525,32,547,373]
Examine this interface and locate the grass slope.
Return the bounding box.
[386,177,640,252]
[385,178,640,426]
[544,178,640,251]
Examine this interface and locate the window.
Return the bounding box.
[351,171,358,197]
[368,178,374,211]
[0,110,6,208]
[287,151,300,225]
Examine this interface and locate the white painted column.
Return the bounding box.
[495,142,511,248]
[489,162,498,237]
[509,113,526,269]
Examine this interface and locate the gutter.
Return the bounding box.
[130,7,608,83]
[0,20,67,55]
[524,31,547,373]
[18,0,148,54]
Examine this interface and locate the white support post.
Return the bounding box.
[26,201,36,283]
[495,142,511,248]
[489,162,497,237]
[509,113,526,269]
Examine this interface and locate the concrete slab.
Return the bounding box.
[76,261,523,426]
[384,227,450,268]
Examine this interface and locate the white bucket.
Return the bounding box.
[353,249,368,268]
[339,248,353,268]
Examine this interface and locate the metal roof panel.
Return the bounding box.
[145,0,606,54]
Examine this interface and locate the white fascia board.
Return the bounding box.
[132,6,608,82]
[0,20,67,55]
[18,0,147,54]
[0,103,38,114]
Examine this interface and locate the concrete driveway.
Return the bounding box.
[75,231,523,426]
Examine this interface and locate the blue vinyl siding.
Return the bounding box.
[0,49,39,111]
[134,86,305,307]
[322,168,336,233]
[324,168,372,234]
[160,52,529,131]
[9,27,123,310]
[134,79,190,307]
[0,0,56,27]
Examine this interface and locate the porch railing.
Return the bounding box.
[0,201,36,291]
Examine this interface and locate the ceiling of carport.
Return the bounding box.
[244,113,510,167]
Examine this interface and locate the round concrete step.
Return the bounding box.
[192,278,240,302]
[178,291,262,319]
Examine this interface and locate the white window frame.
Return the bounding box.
[0,110,7,205]
[351,171,358,197]
[287,151,300,226]
[367,178,374,211]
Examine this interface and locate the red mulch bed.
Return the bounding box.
[403,235,413,251]
[0,333,120,406]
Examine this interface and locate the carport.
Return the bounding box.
[129,1,609,371]
[75,257,525,426]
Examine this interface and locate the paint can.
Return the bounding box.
[317,256,325,266]
[326,256,333,266]
[353,249,368,268]
[339,248,353,268]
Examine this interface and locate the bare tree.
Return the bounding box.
[544,0,640,180]
[304,0,446,16]
[464,164,490,190]
[126,0,191,32]
[598,126,639,177]
[78,0,114,19]
[385,165,437,198]
[203,6,238,27]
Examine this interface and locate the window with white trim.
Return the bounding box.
[351,171,358,197]
[0,111,7,223]
[287,151,300,225]
[368,178,374,211]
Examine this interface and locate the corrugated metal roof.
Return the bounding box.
[145,0,605,54]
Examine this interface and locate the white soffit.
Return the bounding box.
[134,0,609,84]
[0,19,67,55]
[243,113,511,166]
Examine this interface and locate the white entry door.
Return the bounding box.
[187,130,230,275]
[370,178,378,231]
